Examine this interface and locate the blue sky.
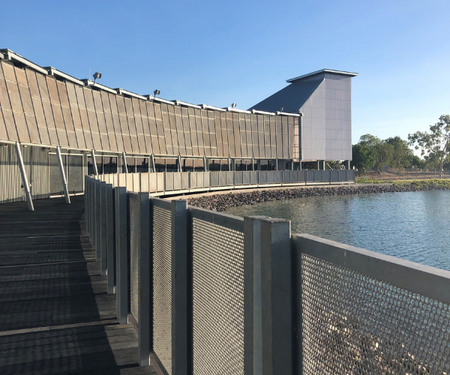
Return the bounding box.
[1,0,449,144]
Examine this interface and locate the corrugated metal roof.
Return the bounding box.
[249,77,323,113]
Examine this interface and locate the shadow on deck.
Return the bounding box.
[0,197,156,375]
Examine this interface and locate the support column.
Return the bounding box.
[91,149,99,175]
[203,156,208,172]
[57,147,71,204]
[151,154,156,173]
[178,155,182,172]
[15,142,34,212]
[345,160,351,170]
[123,152,128,173]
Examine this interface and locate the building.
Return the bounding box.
[250,69,358,169]
[0,49,356,204]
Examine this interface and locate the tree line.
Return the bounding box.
[351,115,450,178]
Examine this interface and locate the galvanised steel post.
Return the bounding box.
[95,180,101,261]
[15,142,34,211]
[56,146,71,204]
[106,183,116,294]
[91,149,99,175]
[115,186,129,324]
[171,200,189,375]
[138,192,151,366]
[260,218,292,375]
[100,182,107,276]
[244,216,270,375]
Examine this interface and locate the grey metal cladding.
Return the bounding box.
[300,74,352,161]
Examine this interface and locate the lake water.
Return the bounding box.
[225,190,450,271]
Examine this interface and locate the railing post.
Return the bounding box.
[260,218,292,375]
[115,186,129,324]
[139,192,151,366]
[106,183,116,294]
[100,182,107,275]
[171,199,189,375]
[95,180,101,260]
[244,216,269,375]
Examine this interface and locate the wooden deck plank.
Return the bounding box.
[0,197,156,374]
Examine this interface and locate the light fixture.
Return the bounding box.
[281,107,284,111]
[154,89,160,96]
[231,103,237,108]
[93,72,102,83]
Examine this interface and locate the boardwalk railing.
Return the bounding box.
[97,169,354,196]
[85,176,450,374]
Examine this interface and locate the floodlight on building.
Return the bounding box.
[154,89,160,96]
[231,103,237,108]
[93,72,102,83]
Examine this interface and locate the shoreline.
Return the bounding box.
[186,181,450,212]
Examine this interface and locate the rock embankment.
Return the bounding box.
[187,182,450,212]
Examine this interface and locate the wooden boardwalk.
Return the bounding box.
[0,197,157,375]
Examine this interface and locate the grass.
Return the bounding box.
[356,177,450,189]
[391,179,450,189]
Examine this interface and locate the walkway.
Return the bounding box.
[0,197,156,375]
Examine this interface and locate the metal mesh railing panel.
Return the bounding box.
[192,218,245,375]
[153,205,173,374]
[301,253,450,375]
[129,194,140,324]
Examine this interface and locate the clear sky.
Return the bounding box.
[1,0,449,144]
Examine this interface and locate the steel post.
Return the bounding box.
[15,143,34,211]
[260,218,292,375]
[91,149,99,175]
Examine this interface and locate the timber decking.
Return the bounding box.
[0,196,157,375]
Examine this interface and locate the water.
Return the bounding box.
[225,190,450,271]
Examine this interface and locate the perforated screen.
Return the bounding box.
[129,194,140,323]
[153,205,173,374]
[192,218,245,375]
[300,253,450,374]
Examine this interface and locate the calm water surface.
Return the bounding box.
[225,190,450,271]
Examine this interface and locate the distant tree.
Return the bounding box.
[385,136,413,169]
[358,134,394,174]
[411,155,426,169]
[408,115,450,178]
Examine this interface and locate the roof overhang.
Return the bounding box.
[287,68,358,83]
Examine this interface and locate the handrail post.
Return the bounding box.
[244,216,270,375]
[115,186,129,324]
[260,218,292,375]
[15,142,34,211]
[138,192,151,366]
[171,199,189,375]
[106,183,115,294]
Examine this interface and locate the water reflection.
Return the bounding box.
[225,190,450,271]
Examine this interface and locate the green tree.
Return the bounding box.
[358,134,394,174]
[408,115,450,178]
[385,136,413,169]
